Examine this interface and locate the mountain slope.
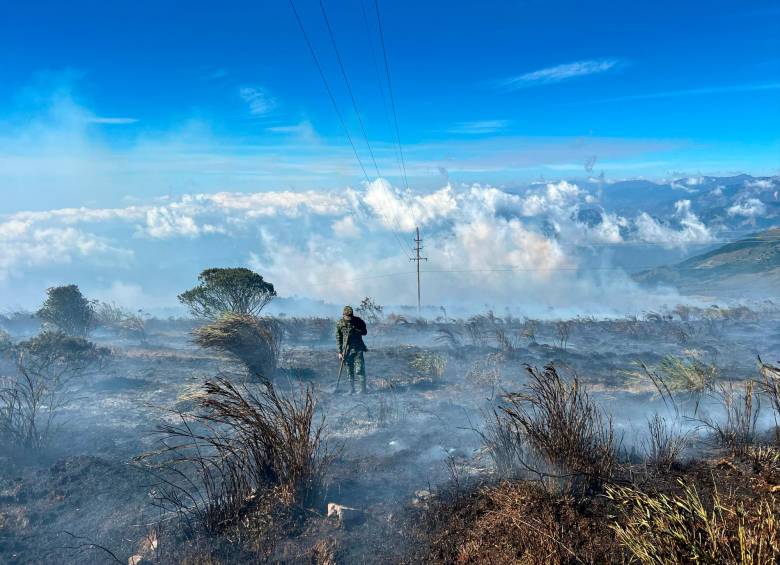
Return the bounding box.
[634,228,780,296]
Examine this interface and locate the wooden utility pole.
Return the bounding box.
[410,226,427,314]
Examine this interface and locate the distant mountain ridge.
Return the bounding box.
[634,228,780,297]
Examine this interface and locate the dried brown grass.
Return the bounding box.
[193,313,281,382]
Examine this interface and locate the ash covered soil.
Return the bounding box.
[1,313,778,564]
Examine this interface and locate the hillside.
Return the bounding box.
[634,228,780,296]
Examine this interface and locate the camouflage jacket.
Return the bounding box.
[336,316,368,354]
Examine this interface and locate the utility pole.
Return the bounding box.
[410,226,427,315]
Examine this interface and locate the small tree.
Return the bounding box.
[178,268,276,320]
[36,285,95,336]
[356,296,384,323]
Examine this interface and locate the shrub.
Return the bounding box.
[193,313,281,382]
[178,268,276,320]
[95,302,148,344]
[0,331,108,448]
[36,285,95,336]
[434,327,463,352]
[555,321,572,350]
[355,296,383,323]
[500,365,616,494]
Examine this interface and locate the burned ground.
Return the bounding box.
[1,308,779,563]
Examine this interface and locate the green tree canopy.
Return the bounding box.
[36,285,95,336]
[178,268,277,320]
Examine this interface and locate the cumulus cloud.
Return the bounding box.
[0,221,131,280]
[332,216,360,238]
[143,206,201,239]
[745,179,775,191]
[728,198,767,218]
[635,200,713,248]
[0,178,725,313]
[362,179,458,231]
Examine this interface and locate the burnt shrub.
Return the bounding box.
[0,331,108,448]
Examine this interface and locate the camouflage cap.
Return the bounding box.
[343,305,353,316]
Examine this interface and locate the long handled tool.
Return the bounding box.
[335,350,346,393]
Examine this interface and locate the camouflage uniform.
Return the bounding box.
[336,307,368,394]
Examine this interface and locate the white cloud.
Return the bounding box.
[266,121,319,143]
[0,222,131,280]
[87,117,138,124]
[585,82,780,104]
[501,59,621,89]
[239,86,276,115]
[362,179,458,231]
[142,206,201,239]
[745,179,774,190]
[332,216,360,238]
[448,120,509,134]
[728,198,767,218]
[635,199,713,248]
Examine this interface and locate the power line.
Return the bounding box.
[318,0,381,179]
[287,0,370,182]
[317,0,414,258]
[361,0,404,179]
[288,0,413,259]
[373,0,410,191]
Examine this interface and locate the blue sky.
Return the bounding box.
[0,1,778,313]
[1,0,779,210]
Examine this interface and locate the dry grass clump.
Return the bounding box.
[644,414,689,472]
[405,480,621,564]
[500,365,616,494]
[139,376,331,538]
[409,351,447,384]
[477,409,524,478]
[493,328,522,357]
[698,380,760,457]
[465,353,502,396]
[658,354,718,393]
[193,313,281,382]
[607,480,780,564]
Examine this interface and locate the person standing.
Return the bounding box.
[336,305,368,394]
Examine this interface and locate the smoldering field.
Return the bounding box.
[1,305,780,564]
